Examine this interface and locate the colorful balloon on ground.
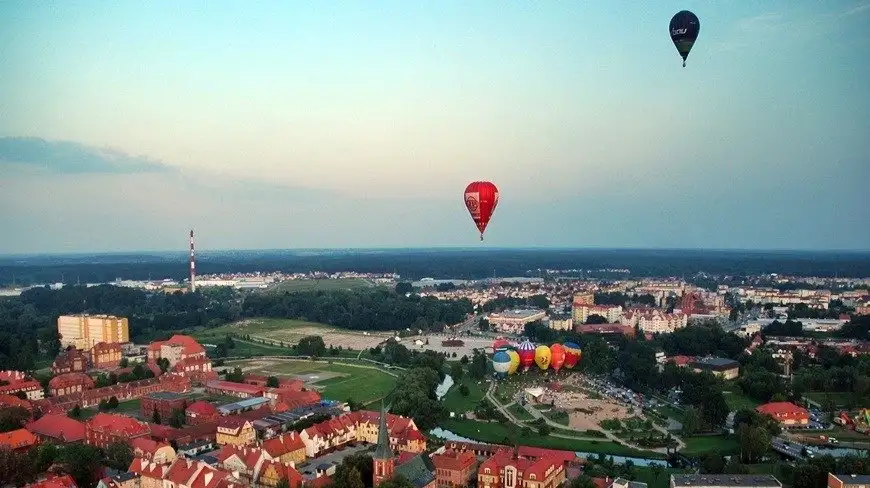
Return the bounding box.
[517,340,536,371]
[464,181,499,241]
[492,351,511,377]
[550,343,566,372]
[507,350,520,375]
[669,10,700,67]
[534,345,551,371]
[563,342,581,369]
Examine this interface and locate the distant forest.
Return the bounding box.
[3,248,870,285]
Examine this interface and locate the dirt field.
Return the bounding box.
[539,389,634,431]
[218,318,391,350]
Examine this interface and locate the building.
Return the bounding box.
[0,428,38,451]
[574,323,636,337]
[26,414,86,443]
[613,478,648,488]
[670,474,783,488]
[147,335,206,367]
[572,304,623,324]
[690,357,741,380]
[216,417,256,446]
[131,437,177,464]
[206,380,264,399]
[572,292,595,306]
[90,342,123,369]
[258,459,304,488]
[828,474,870,488]
[755,402,810,426]
[547,314,573,331]
[49,372,96,397]
[51,348,89,375]
[621,309,688,334]
[96,472,140,488]
[477,448,567,488]
[432,449,478,488]
[141,392,189,421]
[86,412,151,449]
[261,432,307,465]
[0,394,33,414]
[373,404,395,486]
[186,401,220,425]
[0,371,44,400]
[24,474,78,488]
[217,397,271,416]
[486,309,547,334]
[57,314,129,350]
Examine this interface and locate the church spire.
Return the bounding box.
[374,401,392,460]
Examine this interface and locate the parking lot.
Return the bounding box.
[295,443,373,480]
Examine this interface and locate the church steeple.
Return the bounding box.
[373,401,394,485]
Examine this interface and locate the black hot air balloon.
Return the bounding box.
[669,10,700,67]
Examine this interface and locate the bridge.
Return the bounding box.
[771,437,808,461]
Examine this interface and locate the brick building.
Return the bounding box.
[756,402,810,426]
[26,414,86,443]
[206,380,264,399]
[49,372,96,397]
[147,335,206,366]
[141,392,189,421]
[433,449,478,487]
[90,342,123,369]
[477,448,567,488]
[51,348,89,375]
[86,412,151,449]
[0,371,44,400]
[186,401,220,425]
[33,374,190,413]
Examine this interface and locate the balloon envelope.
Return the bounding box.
[493,351,511,376]
[669,10,700,67]
[563,342,581,369]
[464,181,499,240]
[550,343,566,372]
[517,340,536,371]
[535,345,552,370]
[493,338,510,351]
[507,350,520,375]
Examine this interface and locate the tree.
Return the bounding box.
[450,362,464,382]
[105,441,134,471]
[377,476,414,488]
[538,424,551,436]
[119,357,129,368]
[157,357,170,373]
[225,367,245,383]
[298,336,327,357]
[701,453,726,474]
[478,318,489,332]
[571,475,597,488]
[390,367,446,430]
[460,355,469,365]
[332,465,365,488]
[169,408,185,428]
[395,282,413,295]
[681,406,703,436]
[267,376,280,388]
[737,424,771,464]
[152,408,161,424]
[69,404,82,419]
[459,384,470,396]
[56,443,103,488]
[0,406,31,432]
[107,396,119,409]
[276,478,291,488]
[469,351,487,380]
[585,314,608,325]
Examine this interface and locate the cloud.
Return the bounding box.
[0,136,174,174]
[842,1,870,16]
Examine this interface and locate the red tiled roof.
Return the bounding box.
[396,451,416,466]
[26,414,86,443]
[432,449,476,471]
[88,413,151,438]
[756,402,809,420]
[131,437,167,455]
[215,444,263,469]
[25,474,77,488]
[206,380,263,396]
[49,373,95,390]
[261,433,305,457]
[0,428,38,449]
[0,394,33,410]
[149,335,206,356]
[186,401,219,416]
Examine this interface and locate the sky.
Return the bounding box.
[1,1,869,253]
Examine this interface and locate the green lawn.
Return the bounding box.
[723,391,759,411]
[229,359,397,406]
[442,381,487,415]
[439,419,666,459]
[508,404,534,421]
[115,399,142,414]
[544,410,570,426]
[264,278,373,294]
[193,317,335,340]
[656,405,686,423]
[804,391,856,408]
[680,435,739,456]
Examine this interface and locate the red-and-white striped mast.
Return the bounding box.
[189,229,196,293]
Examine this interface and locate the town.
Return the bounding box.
[0,264,868,488]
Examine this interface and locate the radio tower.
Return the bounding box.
[189,229,196,293]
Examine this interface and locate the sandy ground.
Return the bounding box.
[538,389,633,431]
[401,335,493,359]
[258,327,391,350]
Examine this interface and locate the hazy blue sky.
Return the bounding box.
[1,1,868,253]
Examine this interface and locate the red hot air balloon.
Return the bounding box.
[464,181,499,240]
[517,340,536,372]
[550,343,566,372]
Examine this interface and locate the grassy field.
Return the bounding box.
[508,404,534,422]
[442,380,487,415]
[681,435,739,456]
[265,278,373,294]
[804,391,857,408]
[229,358,397,406]
[193,317,389,351]
[724,391,759,411]
[439,418,666,459]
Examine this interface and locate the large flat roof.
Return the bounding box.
[671,474,782,488]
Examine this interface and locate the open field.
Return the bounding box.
[538,389,635,431]
[681,435,739,456]
[400,335,493,360]
[199,318,391,351]
[723,391,759,411]
[228,358,397,406]
[265,278,374,294]
[442,380,487,415]
[804,391,859,408]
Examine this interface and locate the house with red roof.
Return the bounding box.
[86,412,151,449]
[0,393,33,414]
[0,428,38,451]
[33,374,190,413]
[49,372,96,397]
[261,432,307,465]
[186,400,220,425]
[90,342,123,369]
[216,444,266,484]
[26,414,86,443]
[477,448,567,488]
[0,370,44,400]
[756,402,810,426]
[206,380,264,399]
[129,457,170,488]
[257,458,303,488]
[148,335,206,365]
[24,474,78,488]
[216,417,256,446]
[432,449,478,487]
[131,437,177,465]
[148,422,217,447]
[666,355,695,367]
[244,375,304,391]
[51,348,89,375]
